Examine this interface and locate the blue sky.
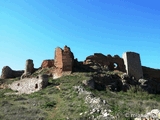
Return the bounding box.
[0,0,160,73]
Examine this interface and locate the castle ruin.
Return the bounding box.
[1,45,160,94]
[21,59,35,79]
[9,74,48,94]
[123,52,143,80]
[84,53,126,72]
[53,45,74,79]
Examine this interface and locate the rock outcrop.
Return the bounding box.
[53,45,74,79]
[9,74,48,94]
[74,85,114,120]
[41,59,54,68]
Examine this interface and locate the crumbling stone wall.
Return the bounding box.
[123,52,143,80]
[41,59,54,68]
[54,47,63,69]
[112,55,126,72]
[1,66,13,79]
[25,59,34,74]
[62,46,74,71]
[142,66,160,81]
[84,53,126,72]
[21,59,35,79]
[53,45,74,78]
[1,66,24,79]
[12,70,24,78]
[142,66,160,93]
[9,74,48,94]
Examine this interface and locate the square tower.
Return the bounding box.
[123,52,143,80]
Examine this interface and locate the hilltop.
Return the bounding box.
[0,45,160,120]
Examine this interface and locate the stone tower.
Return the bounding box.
[122,52,143,80]
[25,59,34,74]
[53,45,74,79]
[21,59,34,79]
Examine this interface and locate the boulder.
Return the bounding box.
[121,73,130,80]
[134,109,160,120]
[139,79,148,86]
[82,79,95,89]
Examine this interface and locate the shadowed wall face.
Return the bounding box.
[84,53,126,72]
[123,52,143,80]
[1,66,24,79]
[25,59,34,74]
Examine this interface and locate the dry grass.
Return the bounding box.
[0,72,160,120]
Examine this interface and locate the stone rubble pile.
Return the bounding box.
[74,85,115,120]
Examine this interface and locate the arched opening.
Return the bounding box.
[35,84,38,89]
[114,63,118,69]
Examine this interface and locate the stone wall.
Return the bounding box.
[142,66,160,81]
[1,66,24,79]
[1,66,13,79]
[123,52,143,80]
[84,53,126,72]
[41,59,54,68]
[53,45,74,78]
[12,70,24,78]
[9,74,48,94]
[21,59,35,79]
[54,47,63,69]
[62,46,74,71]
[142,66,160,93]
[25,59,34,74]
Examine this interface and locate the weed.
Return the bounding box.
[1,72,160,120]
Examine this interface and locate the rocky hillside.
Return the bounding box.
[1,45,160,120]
[0,69,160,120]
